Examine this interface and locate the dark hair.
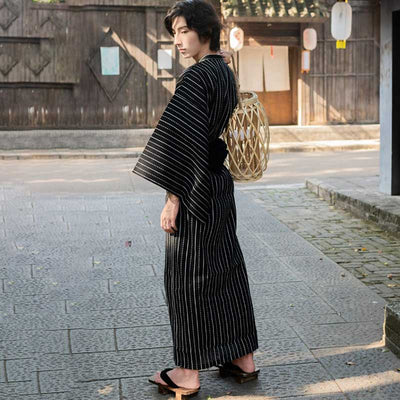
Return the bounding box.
[164,0,223,51]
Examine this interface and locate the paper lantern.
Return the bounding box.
[229,27,244,52]
[331,1,352,41]
[303,28,317,51]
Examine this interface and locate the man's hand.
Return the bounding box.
[218,49,233,64]
[161,192,179,234]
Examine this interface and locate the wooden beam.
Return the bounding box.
[226,16,328,24]
[244,36,300,46]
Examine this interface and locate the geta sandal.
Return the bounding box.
[217,361,260,383]
[148,368,200,399]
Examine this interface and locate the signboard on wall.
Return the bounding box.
[100,47,120,75]
[157,49,172,70]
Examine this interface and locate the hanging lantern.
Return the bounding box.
[331,0,352,49]
[229,27,244,52]
[303,28,317,51]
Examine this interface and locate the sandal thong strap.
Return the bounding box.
[160,368,179,388]
[221,361,259,375]
[222,361,243,372]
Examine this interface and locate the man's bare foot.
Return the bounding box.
[231,352,256,373]
[151,367,200,390]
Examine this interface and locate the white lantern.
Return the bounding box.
[229,27,244,52]
[331,1,352,41]
[303,28,317,51]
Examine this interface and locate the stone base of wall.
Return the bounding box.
[384,302,400,358]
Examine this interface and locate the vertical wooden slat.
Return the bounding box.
[146,7,157,126]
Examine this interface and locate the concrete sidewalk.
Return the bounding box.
[304,176,400,360]
[1,170,400,398]
[0,124,379,159]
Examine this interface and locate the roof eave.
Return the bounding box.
[224,16,329,24]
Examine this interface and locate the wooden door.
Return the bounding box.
[255,47,298,125]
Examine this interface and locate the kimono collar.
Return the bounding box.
[198,54,223,63]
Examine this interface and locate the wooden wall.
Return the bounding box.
[0,0,380,129]
[300,0,380,125]
[0,0,188,129]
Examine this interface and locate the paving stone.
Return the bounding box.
[116,325,172,350]
[307,285,387,323]
[60,201,86,211]
[39,369,74,394]
[62,213,109,224]
[65,291,165,313]
[6,358,37,382]
[312,344,400,399]
[0,261,31,280]
[0,330,69,358]
[14,300,66,315]
[278,255,368,288]
[255,337,317,366]
[108,276,163,293]
[31,201,63,212]
[70,329,116,353]
[0,378,38,396]
[3,278,109,297]
[256,232,325,257]
[253,296,335,319]
[0,362,5,384]
[291,322,384,349]
[246,257,302,284]
[255,318,299,340]
[69,379,120,400]
[34,265,156,282]
[286,313,347,326]
[250,282,318,299]
[30,353,71,371]
[91,253,161,270]
[70,347,174,381]
[0,307,170,330]
[241,242,276,263]
[241,214,292,234]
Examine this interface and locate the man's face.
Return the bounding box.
[172,16,203,59]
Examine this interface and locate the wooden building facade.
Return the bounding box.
[0,0,380,129]
[0,0,192,129]
[220,0,380,125]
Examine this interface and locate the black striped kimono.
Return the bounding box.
[132,53,258,370]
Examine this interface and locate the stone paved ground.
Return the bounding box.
[244,185,400,303]
[1,182,400,399]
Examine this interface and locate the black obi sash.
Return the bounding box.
[208,138,228,172]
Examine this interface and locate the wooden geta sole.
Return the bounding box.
[157,383,200,399]
[218,365,260,384]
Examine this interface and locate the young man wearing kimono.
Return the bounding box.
[132,0,259,397]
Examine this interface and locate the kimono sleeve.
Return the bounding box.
[132,68,211,224]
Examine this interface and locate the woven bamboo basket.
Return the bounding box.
[222,59,270,182]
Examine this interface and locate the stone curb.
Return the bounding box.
[383,302,400,358]
[0,140,379,160]
[305,179,400,237]
[0,124,379,151]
